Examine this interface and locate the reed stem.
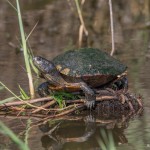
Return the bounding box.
[16,0,34,98]
[109,0,115,56]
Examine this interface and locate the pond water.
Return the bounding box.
[0,0,150,150]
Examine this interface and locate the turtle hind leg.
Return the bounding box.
[38,82,51,97]
[119,76,128,90]
[112,76,128,91]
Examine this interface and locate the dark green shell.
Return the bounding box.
[52,48,127,77]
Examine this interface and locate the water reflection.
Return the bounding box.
[38,109,142,150]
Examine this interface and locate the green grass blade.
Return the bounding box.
[24,119,32,146]
[108,131,116,150]
[0,81,22,100]
[26,21,39,41]
[0,85,4,91]
[16,0,34,98]
[18,85,30,100]
[97,136,107,150]
[52,91,77,108]
[0,121,30,150]
[0,81,41,108]
[7,0,17,12]
[0,97,16,105]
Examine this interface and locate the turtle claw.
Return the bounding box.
[85,100,95,109]
[84,115,95,123]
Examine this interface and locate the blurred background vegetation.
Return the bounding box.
[0,0,149,98]
[0,0,150,149]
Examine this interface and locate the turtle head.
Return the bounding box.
[33,56,65,86]
[33,56,57,74]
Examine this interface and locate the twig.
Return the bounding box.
[0,113,44,120]
[43,104,85,120]
[75,0,88,35]
[79,25,84,47]
[75,0,88,47]
[108,0,115,56]
[17,106,26,116]
[0,82,47,110]
[10,106,25,111]
[66,95,118,104]
[41,104,82,112]
[0,97,52,107]
[0,88,143,118]
[0,94,117,108]
[32,100,56,113]
[136,96,143,107]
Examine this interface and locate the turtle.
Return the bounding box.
[33,48,128,109]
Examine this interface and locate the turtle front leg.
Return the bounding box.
[38,82,51,97]
[79,82,96,109]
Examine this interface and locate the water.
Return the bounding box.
[0,0,150,149]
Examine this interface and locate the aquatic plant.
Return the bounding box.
[0,121,30,150]
[15,0,35,98]
[97,129,116,150]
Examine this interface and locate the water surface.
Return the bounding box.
[0,0,150,149]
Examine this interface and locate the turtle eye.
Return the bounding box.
[33,56,44,64]
[35,56,42,62]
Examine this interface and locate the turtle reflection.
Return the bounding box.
[39,109,142,150]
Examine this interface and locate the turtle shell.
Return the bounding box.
[52,48,127,87]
